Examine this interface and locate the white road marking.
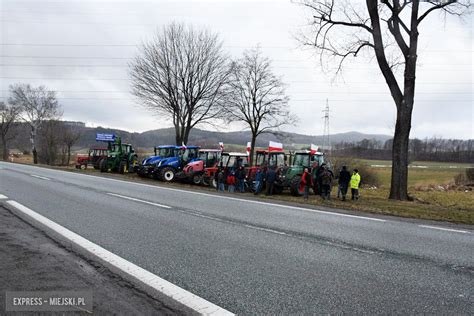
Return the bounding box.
[6,200,233,315]
[30,174,51,181]
[0,194,8,199]
[106,193,172,209]
[419,225,470,234]
[3,163,386,222]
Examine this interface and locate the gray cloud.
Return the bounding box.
[1,0,472,139]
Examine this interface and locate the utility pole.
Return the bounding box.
[322,99,330,155]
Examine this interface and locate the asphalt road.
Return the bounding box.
[1,162,473,314]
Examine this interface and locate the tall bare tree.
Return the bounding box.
[299,0,470,200]
[9,84,62,164]
[61,124,82,166]
[0,101,22,161]
[130,23,231,145]
[225,47,294,166]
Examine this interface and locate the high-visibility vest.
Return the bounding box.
[350,173,361,189]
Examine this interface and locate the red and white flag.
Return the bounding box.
[268,141,283,152]
[219,142,224,151]
[310,144,320,155]
[246,142,251,156]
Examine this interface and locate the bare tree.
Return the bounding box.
[0,101,22,161]
[130,23,230,145]
[61,124,82,166]
[225,47,295,166]
[299,0,470,200]
[8,84,62,164]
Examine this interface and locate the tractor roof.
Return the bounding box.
[181,146,200,149]
[223,152,248,157]
[199,149,222,152]
[155,145,175,149]
[295,150,324,155]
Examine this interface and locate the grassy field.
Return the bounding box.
[6,156,474,225]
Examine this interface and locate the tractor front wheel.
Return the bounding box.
[161,167,176,182]
[99,159,107,173]
[119,161,126,174]
[290,176,304,196]
[192,173,202,185]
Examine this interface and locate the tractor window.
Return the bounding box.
[198,151,208,160]
[182,148,198,161]
[311,154,324,167]
[158,148,173,157]
[293,154,310,167]
[268,153,285,167]
[207,152,218,166]
[122,146,131,154]
[174,148,185,157]
[255,153,266,166]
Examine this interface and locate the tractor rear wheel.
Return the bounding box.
[99,159,107,173]
[161,167,175,182]
[290,176,304,196]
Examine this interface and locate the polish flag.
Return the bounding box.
[310,144,319,154]
[219,142,224,151]
[246,142,251,156]
[268,141,283,152]
[181,142,187,149]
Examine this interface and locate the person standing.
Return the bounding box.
[301,168,313,200]
[350,168,361,200]
[236,166,246,193]
[217,169,225,192]
[320,166,333,200]
[338,166,351,201]
[265,166,276,196]
[254,168,264,195]
[227,172,236,193]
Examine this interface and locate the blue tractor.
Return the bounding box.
[155,146,200,182]
[137,145,176,178]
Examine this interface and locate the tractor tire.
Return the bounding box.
[161,167,176,182]
[99,159,107,173]
[80,164,87,170]
[290,176,304,196]
[192,173,202,185]
[119,161,126,174]
[273,184,283,195]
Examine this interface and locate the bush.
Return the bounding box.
[328,156,380,187]
[466,168,474,182]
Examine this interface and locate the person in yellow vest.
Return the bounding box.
[350,169,361,200]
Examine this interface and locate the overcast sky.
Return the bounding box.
[1,0,472,139]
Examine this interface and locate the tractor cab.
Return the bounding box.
[138,145,175,177]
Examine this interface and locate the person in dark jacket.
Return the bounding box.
[265,166,277,196]
[338,166,351,201]
[217,169,225,192]
[236,166,246,193]
[254,168,264,195]
[320,166,333,200]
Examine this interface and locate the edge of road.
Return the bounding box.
[2,161,473,230]
[0,198,234,316]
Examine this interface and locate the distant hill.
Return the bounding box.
[75,126,392,150]
[10,121,392,151]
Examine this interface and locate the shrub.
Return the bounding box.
[328,156,380,187]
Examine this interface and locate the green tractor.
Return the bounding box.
[98,136,138,174]
[275,150,326,196]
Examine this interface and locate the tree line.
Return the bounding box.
[0,84,81,165]
[332,138,473,163]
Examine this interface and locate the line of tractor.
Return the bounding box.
[75,134,329,196]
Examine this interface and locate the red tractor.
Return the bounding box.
[181,149,222,185]
[75,147,108,170]
[203,152,249,188]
